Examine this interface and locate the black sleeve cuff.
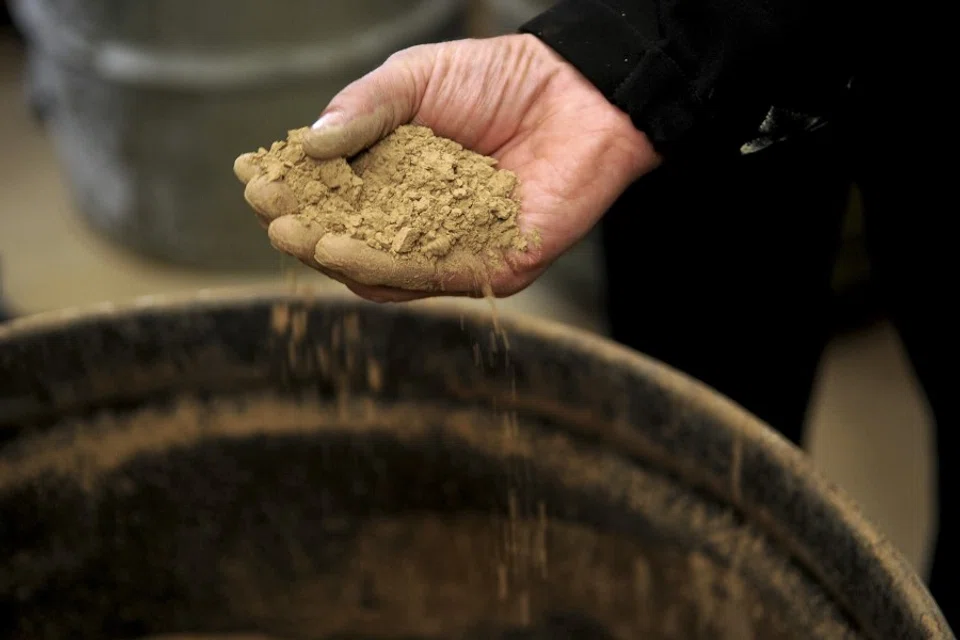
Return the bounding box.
[521,0,711,155]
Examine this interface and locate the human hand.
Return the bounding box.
[236,34,660,302]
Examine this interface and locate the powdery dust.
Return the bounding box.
[243,126,529,264]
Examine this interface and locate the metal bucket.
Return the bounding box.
[11,0,468,271]
[0,290,951,638]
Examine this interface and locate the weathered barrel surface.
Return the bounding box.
[0,290,951,638]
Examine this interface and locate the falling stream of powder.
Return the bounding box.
[248,124,544,613]
[483,291,547,624]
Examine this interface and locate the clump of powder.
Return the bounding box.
[243,125,528,264]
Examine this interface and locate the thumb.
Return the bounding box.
[301,45,436,160]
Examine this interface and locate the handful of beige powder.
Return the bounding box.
[238,125,528,266]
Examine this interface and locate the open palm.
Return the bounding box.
[237,35,659,302]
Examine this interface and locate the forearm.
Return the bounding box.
[522,0,858,155]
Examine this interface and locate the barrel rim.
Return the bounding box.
[0,285,951,639]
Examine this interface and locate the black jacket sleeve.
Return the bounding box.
[521,0,859,156]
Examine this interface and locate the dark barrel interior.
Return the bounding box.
[0,291,950,639]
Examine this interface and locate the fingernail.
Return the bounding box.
[303,120,355,160]
[312,112,344,130]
